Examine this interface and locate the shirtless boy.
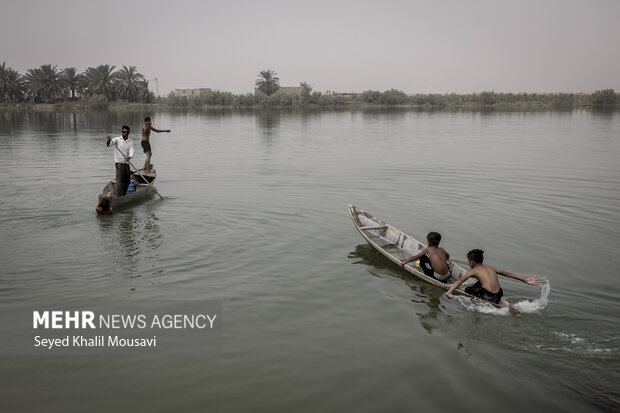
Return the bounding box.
[96,192,113,215]
[401,232,451,282]
[444,249,540,303]
[141,116,171,173]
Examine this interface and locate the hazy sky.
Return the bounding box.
[2,0,619,95]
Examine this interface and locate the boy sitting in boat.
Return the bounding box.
[444,249,540,303]
[126,172,138,194]
[401,232,451,282]
[96,192,113,215]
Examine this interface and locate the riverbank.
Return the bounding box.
[0,102,169,111]
[2,89,618,111]
[1,100,618,112]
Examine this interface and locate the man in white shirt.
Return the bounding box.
[106,125,135,197]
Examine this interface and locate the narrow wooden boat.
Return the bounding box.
[133,169,156,184]
[348,205,519,313]
[99,169,157,211]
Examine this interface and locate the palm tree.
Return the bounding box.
[84,64,117,100]
[10,69,24,101]
[36,64,66,101]
[23,67,43,101]
[62,67,84,100]
[136,79,155,103]
[255,69,280,96]
[0,62,24,102]
[115,65,145,102]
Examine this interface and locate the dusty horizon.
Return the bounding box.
[2,0,619,96]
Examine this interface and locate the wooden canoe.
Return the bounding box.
[133,169,156,184]
[100,169,157,210]
[347,205,519,313]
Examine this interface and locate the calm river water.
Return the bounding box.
[1,108,618,412]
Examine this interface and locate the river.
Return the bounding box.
[0,108,618,412]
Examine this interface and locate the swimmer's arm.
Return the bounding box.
[495,267,540,286]
[444,270,473,298]
[150,126,171,133]
[400,247,427,267]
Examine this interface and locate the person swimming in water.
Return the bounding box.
[96,192,113,215]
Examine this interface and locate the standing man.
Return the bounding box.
[142,116,171,173]
[106,126,135,197]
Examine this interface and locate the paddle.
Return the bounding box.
[102,128,164,200]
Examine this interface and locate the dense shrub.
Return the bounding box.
[592,89,617,106]
[82,94,109,109]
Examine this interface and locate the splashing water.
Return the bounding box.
[453,280,551,315]
[525,331,619,358]
[512,280,551,313]
[454,296,509,315]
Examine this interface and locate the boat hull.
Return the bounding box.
[102,181,156,209]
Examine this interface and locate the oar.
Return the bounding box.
[103,129,164,200]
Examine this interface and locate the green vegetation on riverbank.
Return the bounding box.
[0,62,154,106]
[1,61,617,109]
[3,89,617,111]
[162,88,618,109]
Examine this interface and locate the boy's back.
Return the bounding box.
[468,263,501,293]
[426,246,450,276]
[444,248,540,303]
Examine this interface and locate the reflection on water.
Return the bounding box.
[348,243,396,271]
[0,110,167,136]
[412,285,448,334]
[255,109,281,135]
[348,243,449,334]
[97,206,162,279]
[590,107,617,120]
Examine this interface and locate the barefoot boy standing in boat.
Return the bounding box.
[401,232,451,282]
[142,116,171,173]
[444,249,540,303]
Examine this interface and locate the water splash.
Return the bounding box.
[453,280,551,315]
[528,332,619,357]
[512,280,551,313]
[453,296,510,315]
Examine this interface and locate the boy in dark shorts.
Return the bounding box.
[401,232,451,282]
[141,116,171,173]
[444,249,540,303]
